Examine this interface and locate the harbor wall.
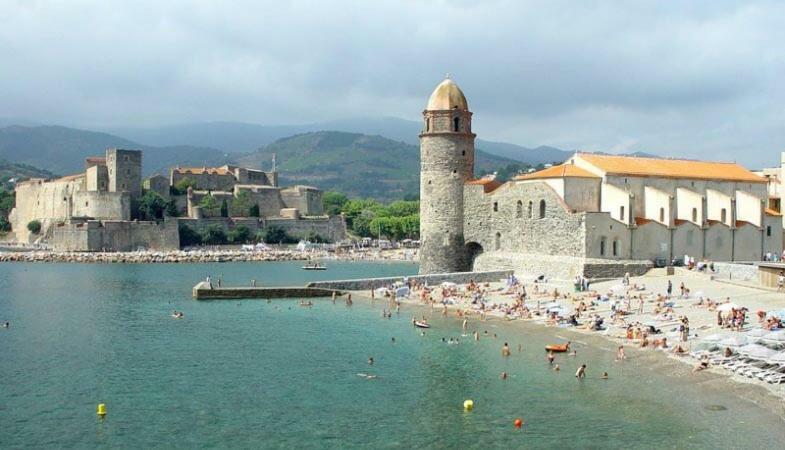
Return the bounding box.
[306,270,513,291]
[193,283,340,300]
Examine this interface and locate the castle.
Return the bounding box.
[10,149,345,251]
[418,78,783,278]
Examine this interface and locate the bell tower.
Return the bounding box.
[418,77,476,274]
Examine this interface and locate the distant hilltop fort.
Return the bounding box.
[10,149,345,251]
[418,77,783,278]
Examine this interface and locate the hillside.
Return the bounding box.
[0,160,56,183]
[107,118,573,165]
[0,125,234,175]
[234,131,520,200]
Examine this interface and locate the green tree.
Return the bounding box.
[228,225,252,244]
[256,225,294,244]
[198,194,220,217]
[323,191,349,215]
[165,200,179,217]
[172,177,196,195]
[220,198,229,218]
[0,189,14,215]
[178,224,202,246]
[138,191,167,221]
[0,216,10,232]
[201,224,228,245]
[27,220,41,234]
[249,204,260,217]
[230,191,252,217]
[341,199,382,228]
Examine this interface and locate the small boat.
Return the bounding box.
[545,343,570,352]
[301,262,327,271]
[414,321,431,329]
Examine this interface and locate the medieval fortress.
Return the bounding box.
[418,78,784,278]
[10,149,345,251]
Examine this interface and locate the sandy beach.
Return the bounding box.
[353,267,785,419]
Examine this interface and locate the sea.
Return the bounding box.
[1,261,783,449]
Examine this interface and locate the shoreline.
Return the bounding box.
[349,270,785,421]
[0,247,419,264]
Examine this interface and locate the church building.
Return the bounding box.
[418,78,783,278]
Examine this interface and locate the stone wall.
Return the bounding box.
[306,269,512,291]
[472,251,652,281]
[464,181,587,261]
[52,219,179,251]
[177,215,347,243]
[280,186,324,216]
[712,262,759,282]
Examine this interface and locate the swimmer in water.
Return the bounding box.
[368,357,374,365]
[391,337,396,343]
[601,372,609,379]
[502,342,511,357]
[554,364,560,371]
[500,371,508,380]
[3,321,9,328]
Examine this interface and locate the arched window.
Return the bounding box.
[692,208,698,223]
[659,207,665,223]
[528,201,533,218]
[494,232,501,250]
[426,118,431,132]
[619,206,625,222]
[539,200,546,219]
[767,226,772,237]
[721,208,727,223]
[516,200,523,218]
[493,202,498,212]
[600,237,606,256]
[612,239,619,256]
[453,117,460,132]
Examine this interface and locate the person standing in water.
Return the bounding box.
[575,364,587,378]
[462,318,468,333]
[502,342,511,357]
[547,351,555,365]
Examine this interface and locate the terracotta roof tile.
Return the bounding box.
[514,164,600,181]
[576,153,765,183]
[466,178,503,193]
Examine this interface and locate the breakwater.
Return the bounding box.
[0,250,313,264]
[306,269,513,290]
[193,281,341,300]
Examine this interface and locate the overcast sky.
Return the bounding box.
[2,0,784,167]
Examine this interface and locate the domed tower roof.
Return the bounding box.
[426,78,469,111]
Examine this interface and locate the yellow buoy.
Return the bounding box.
[463,399,474,411]
[97,403,106,417]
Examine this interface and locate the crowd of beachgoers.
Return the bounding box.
[0,247,418,263]
[361,269,785,397]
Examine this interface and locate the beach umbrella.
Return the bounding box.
[761,331,785,344]
[738,344,778,360]
[717,303,739,312]
[700,333,729,343]
[766,351,785,363]
[718,336,748,347]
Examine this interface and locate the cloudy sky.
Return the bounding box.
[1,0,784,166]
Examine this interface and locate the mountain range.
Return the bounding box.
[235,131,517,199]
[0,118,657,199]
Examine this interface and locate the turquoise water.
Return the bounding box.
[1,261,783,449]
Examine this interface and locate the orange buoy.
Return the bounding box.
[514,418,523,428]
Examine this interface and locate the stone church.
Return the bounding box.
[418,78,783,278]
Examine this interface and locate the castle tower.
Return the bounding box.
[419,77,475,274]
